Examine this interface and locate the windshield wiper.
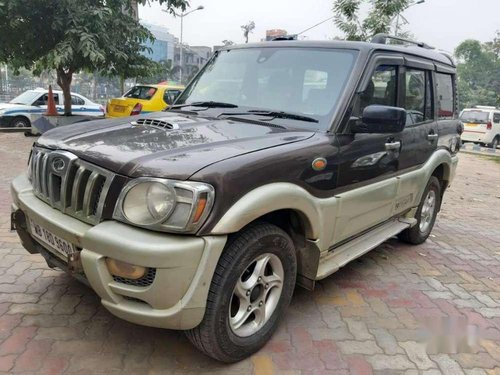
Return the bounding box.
[220,110,318,123]
[168,101,238,110]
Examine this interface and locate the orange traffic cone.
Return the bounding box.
[45,85,58,116]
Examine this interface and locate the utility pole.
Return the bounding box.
[166,5,204,84]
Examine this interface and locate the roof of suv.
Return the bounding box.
[224,40,455,67]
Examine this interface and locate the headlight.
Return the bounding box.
[113,178,214,233]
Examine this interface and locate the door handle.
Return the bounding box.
[427,133,438,141]
[385,141,401,151]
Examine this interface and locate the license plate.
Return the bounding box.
[114,105,126,113]
[29,217,75,258]
[464,123,479,127]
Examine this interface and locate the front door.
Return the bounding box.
[333,62,403,244]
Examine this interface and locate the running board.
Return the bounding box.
[316,219,411,280]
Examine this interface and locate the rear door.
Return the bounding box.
[70,95,85,115]
[394,59,437,214]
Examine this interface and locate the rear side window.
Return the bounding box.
[493,113,500,123]
[163,90,182,105]
[124,86,157,100]
[460,110,489,124]
[435,73,454,119]
[404,69,433,125]
[71,95,85,105]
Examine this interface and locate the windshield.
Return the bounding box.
[176,47,358,129]
[460,110,489,123]
[9,91,41,105]
[124,86,157,100]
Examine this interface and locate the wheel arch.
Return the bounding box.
[211,183,326,290]
[10,115,31,127]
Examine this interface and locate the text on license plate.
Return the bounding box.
[114,105,126,113]
[29,218,75,258]
[464,123,479,127]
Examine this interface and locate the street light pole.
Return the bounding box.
[170,5,204,84]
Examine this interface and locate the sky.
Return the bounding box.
[139,0,499,53]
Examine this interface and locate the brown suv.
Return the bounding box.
[11,35,461,362]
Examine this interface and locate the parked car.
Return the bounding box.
[0,88,105,128]
[106,84,184,118]
[460,106,500,149]
[11,35,461,362]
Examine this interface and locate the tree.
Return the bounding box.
[454,37,500,109]
[0,0,188,115]
[241,21,255,44]
[333,0,411,41]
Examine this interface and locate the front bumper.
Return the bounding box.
[11,174,227,330]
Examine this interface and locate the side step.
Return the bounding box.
[316,219,411,280]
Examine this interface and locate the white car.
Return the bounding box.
[460,106,500,149]
[0,88,105,128]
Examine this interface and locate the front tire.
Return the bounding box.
[186,222,297,362]
[10,116,30,128]
[398,176,441,245]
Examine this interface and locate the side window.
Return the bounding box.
[493,113,500,123]
[404,69,433,125]
[163,90,182,105]
[71,95,85,105]
[354,65,398,117]
[33,93,58,106]
[436,73,454,119]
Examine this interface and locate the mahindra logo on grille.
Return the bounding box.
[51,158,66,173]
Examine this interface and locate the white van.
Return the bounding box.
[460,106,500,149]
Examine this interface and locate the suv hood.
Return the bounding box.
[37,112,315,180]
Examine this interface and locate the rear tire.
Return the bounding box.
[186,222,297,363]
[398,176,441,245]
[488,136,499,149]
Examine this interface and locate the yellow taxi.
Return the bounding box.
[106,84,184,118]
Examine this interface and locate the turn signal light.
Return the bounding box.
[105,258,146,280]
[193,194,208,223]
[131,103,143,116]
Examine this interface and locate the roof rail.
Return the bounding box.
[371,33,434,49]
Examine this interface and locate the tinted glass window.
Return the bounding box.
[124,86,157,100]
[436,73,454,119]
[493,113,500,123]
[404,69,433,125]
[353,65,397,118]
[163,89,182,105]
[460,110,489,123]
[71,95,85,105]
[33,93,59,106]
[177,48,358,129]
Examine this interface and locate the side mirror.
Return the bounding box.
[353,105,406,134]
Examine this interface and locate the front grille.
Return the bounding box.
[113,268,156,287]
[29,147,114,225]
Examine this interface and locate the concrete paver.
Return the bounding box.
[0,133,499,374]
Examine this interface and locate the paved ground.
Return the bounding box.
[0,132,499,375]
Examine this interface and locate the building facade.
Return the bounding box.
[141,22,176,63]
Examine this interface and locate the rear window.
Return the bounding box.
[460,110,489,123]
[124,86,157,100]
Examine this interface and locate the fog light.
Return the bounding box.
[105,258,146,280]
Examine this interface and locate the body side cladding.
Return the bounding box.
[209,149,457,284]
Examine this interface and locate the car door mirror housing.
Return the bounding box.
[354,105,407,133]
